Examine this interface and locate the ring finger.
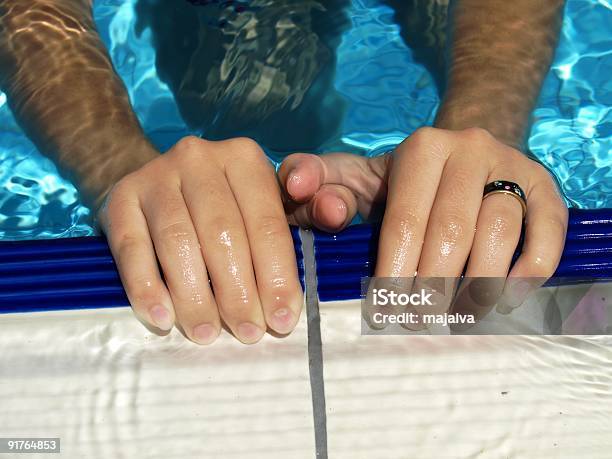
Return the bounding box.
[453,184,524,321]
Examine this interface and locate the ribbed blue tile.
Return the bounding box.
[1,210,612,309]
[0,226,305,313]
[312,225,376,302]
[290,225,305,291]
[313,209,612,302]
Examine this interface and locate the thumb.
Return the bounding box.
[278,153,326,203]
[279,151,393,224]
[286,183,359,232]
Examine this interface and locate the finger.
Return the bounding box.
[181,166,266,344]
[288,183,358,232]
[279,152,390,218]
[497,176,568,313]
[278,153,326,203]
[223,140,304,334]
[98,185,175,333]
[465,191,523,277]
[375,128,450,278]
[417,156,488,278]
[410,155,487,320]
[141,186,221,345]
[453,189,523,324]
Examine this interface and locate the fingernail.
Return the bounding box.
[237,322,264,344]
[287,171,301,195]
[497,281,533,314]
[334,198,348,224]
[149,305,173,331]
[192,323,218,345]
[496,302,514,315]
[270,307,295,334]
[288,170,301,185]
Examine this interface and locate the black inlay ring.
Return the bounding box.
[483,180,527,218]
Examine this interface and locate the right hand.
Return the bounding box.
[97,136,303,344]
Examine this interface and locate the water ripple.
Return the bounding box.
[0,0,610,239]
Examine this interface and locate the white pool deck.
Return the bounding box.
[1,283,612,458]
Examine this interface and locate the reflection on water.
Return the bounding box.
[135,0,351,152]
[0,0,610,239]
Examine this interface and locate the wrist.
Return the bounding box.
[77,137,159,211]
[434,92,527,150]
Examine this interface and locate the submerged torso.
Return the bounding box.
[134,0,448,152]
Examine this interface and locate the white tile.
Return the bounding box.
[320,285,612,459]
[0,306,314,459]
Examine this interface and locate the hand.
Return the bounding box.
[279,127,568,315]
[97,137,303,344]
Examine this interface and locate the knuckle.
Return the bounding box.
[461,126,492,143]
[104,178,137,211]
[526,254,559,278]
[438,213,471,239]
[546,211,568,236]
[127,278,166,309]
[111,238,166,305]
[219,293,256,319]
[383,210,425,244]
[407,127,436,150]
[208,215,239,238]
[486,213,517,237]
[403,127,448,161]
[257,214,287,240]
[232,136,260,151]
[169,287,207,308]
[223,137,263,158]
[157,219,193,241]
[265,285,294,309]
[175,135,204,153]
[172,136,208,163]
[114,232,141,257]
[386,207,424,228]
[413,126,436,140]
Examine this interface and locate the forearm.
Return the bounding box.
[0,0,158,209]
[435,0,564,148]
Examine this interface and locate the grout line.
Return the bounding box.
[300,228,328,459]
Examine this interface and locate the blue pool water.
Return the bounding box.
[0,0,610,240]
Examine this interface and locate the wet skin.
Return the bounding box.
[0,0,567,341]
[97,136,303,344]
[133,0,448,151]
[278,126,568,319]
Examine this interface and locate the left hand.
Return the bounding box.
[278,127,568,316]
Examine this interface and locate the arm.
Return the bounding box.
[278,0,568,323]
[0,0,157,209]
[0,0,303,343]
[435,0,565,148]
[372,0,567,316]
